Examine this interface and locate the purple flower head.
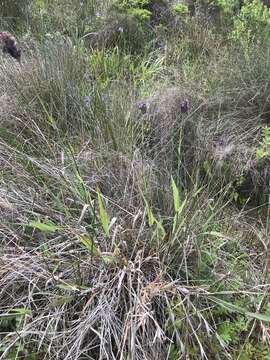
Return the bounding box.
[117,26,124,33]
[95,11,102,17]
[218,138,225,146]
[84,95,92,107]
[156,40,165,50]
[180,98,189,113]
[138,102,147,114]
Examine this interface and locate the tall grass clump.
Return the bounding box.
[0,0,32,31]
[0,41,138,153]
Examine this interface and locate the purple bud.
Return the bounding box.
[84,95,92,107]
[180,98,189,113]
[138,102,147,114]
[218,138,225,146]
[157,41,165,50]
[117,26,124,33]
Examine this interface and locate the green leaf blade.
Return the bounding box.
[97,190,110,237]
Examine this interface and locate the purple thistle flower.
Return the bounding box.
[138,102,147,114]
[156,40,165,50]
[180,98,189,113]
[117,26,124,33]
[84,95,92,107]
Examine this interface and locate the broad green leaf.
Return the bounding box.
[56,283,88,292]
[147,204,155,226]
[28,221,59,233]
[173,215,178,234]
[79,235,100,256]
[53,295,74,306]
[97,190,110,236]
[177,197,187,216]
[172,197,187,233]
[140,190,155,226]
[155,219,166,239]
[9,308,31,315]
[0,308,31,319]
[102,255,118,264]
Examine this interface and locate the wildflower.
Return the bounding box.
[180,98,189,113]
[84,95,92,107]
[156,40,165,50]
[95,11,102,17]
[218,138,225,146]
[117,26,124,33]
[138,102,147,114]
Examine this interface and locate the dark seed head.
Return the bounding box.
[180,98,189,113]
[138,102,147,114]
[7,46,21,63]
[117,26,124,33]
[84,95,92,107]
[156,40,165,50]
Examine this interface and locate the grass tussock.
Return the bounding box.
[1,1,270,359]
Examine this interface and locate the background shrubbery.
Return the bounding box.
[1,0,270,359]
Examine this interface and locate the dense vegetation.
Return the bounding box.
[1,0,270,358]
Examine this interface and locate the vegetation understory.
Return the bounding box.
[1,0,270,359]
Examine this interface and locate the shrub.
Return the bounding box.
[112,0,172,25]
[173,3,189,16]
[88,0,174,54]
[232,0,270,45]
[112,0,152,22]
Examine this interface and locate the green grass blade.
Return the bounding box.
[97,189,110,237]
[28,221,59,233]
[79,235,100,256]
[209,296,270,322]
[140,190,155,226]
[171,176,180,213]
